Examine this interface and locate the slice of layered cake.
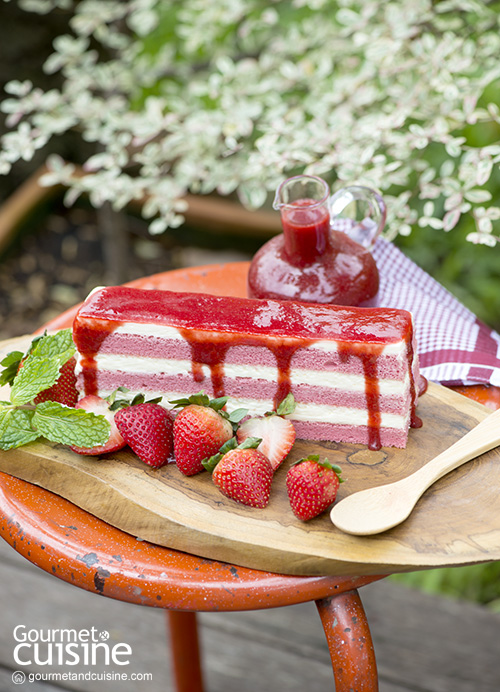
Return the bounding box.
[72,286,423,450]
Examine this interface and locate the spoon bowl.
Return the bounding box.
[331,407,500,536]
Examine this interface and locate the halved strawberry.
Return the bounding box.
[236,393,296,471]
[71,395,126,455]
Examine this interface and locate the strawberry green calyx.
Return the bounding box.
[107,387,162,411]
[170,391,223,410]
[202,436,262,473]
[263,392,296,418]
[292,454,344,481]
[169,391,248,431]
[275,393,296,417]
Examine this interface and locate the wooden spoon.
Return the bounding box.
[331,407,500,536]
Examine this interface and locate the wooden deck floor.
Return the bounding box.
[0,536,499,692]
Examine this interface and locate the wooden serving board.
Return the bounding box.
[1,333,500,576]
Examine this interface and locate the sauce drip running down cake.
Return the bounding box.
[72,286,423,450]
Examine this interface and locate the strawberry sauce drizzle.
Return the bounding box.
[73,317,122,396]
[178,329,304,410]
[177,329,422,451]
[338,343,383,451]
[178,331,231,398]
[407,335,423,430]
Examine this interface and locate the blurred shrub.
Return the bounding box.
[1,0,499,248]
[390,562,500,612]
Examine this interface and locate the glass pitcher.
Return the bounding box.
[247,175,386,307]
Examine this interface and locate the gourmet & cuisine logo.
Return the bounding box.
[13,626,132,666]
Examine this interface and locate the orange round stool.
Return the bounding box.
[0,471,384,692]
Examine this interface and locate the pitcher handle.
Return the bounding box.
[329,185,386,249]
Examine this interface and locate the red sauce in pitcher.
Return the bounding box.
[248,197,379,306]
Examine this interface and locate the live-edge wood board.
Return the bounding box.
[1,333,500,577]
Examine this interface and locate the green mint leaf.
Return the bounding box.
[9,330,76,406]
[31,329,74,361]
[0,405,40,450]
[0,351,24,387]
[32,402,110,448]
[10,354,69,406]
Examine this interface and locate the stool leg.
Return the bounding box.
[166,611,204,692]
[316,589,378,692]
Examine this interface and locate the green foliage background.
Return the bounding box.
[395,80,500,331]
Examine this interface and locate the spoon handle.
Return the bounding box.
[410,407,500,496]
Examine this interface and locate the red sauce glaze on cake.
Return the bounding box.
[73,286,422,450]
[179,329,308,413]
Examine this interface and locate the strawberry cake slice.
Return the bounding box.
[72,286,424,450]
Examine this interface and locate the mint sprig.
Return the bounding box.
[10,351,73,406]
[33,402,110,448]
[0,330,110,451]
[8,330,75,406]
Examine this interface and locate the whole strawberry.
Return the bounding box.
[206,438,273,508]
[115,402,174,468]
[171,393,246,476]
[286,455,343,521]
[33,357,78,407]
[236,393,296,471]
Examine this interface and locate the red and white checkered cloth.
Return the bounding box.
[371,238,500,387]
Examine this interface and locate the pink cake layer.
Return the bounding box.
[293,421,408,449]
